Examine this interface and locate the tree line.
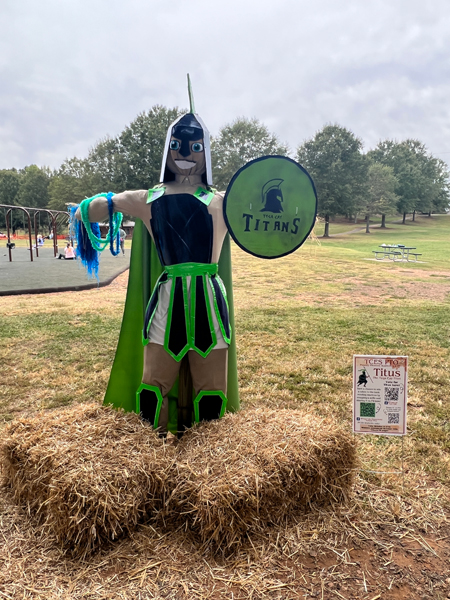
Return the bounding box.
[1,106,448,236]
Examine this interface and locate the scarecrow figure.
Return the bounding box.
[75,77,237,436]
[74,76,317,437]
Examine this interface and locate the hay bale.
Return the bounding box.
[171,408,357,553]
[1,404,357,558]
[1,403,175,557]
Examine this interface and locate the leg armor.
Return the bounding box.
[136,383,164,429]
[194,390,227,423]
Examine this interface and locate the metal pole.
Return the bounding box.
[34,213,39,258]
[25,209,33,262]
[401,435,405,489]
[6,209,12,262]
[52,215,57,256]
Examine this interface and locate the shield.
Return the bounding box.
[223,155,317,259]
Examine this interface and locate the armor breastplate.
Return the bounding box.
[150,193,213,266]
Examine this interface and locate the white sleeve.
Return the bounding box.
[76,190,149,222]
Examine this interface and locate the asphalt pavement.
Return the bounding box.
[0,244,130,296]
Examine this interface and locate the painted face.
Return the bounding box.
[166,135,206,177]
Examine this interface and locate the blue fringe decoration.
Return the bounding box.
[107,192,121,256]
[69,205,100,281]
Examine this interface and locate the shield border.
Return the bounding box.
[223,155,318,260]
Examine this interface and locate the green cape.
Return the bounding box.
[103,219,239,433]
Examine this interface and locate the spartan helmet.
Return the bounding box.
[160,75,213,186]
[261,179,284,213]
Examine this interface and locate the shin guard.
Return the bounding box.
[136,384,163,429]
[194,390,227,423]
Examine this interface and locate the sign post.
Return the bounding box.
[353,355,408,478]
[353,355,407,436]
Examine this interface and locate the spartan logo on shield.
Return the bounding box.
[260,179,284,213]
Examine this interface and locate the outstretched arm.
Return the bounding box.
[76,190,149,223]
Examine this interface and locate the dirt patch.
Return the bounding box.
[296,276,450,307]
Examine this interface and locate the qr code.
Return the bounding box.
[385,387,399,402]
[360,403,375,417]
[388,413,399,424]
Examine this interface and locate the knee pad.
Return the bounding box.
[136,384,163,429]
[194,390,227,423]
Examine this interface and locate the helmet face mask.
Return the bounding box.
[160,113,213,186]
[166,129,206,178]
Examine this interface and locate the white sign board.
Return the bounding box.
[353,355,408,436]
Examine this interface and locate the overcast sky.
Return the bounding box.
[1,0,449,171]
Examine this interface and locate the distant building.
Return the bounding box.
[99,220,135,238]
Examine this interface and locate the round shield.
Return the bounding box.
[223,155,317,259]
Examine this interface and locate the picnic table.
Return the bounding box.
[372,244,422,262]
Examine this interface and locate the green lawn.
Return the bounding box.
[320,214,450,268]
[2,213,449,481]
[1,213,450,599]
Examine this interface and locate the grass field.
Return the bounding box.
[1,214,449,599]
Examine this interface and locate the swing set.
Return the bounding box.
[0,204,70,262]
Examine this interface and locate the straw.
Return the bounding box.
[170,407,357,554]
[1,403,175,558]
[1,404,356,558]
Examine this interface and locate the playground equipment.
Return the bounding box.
[0,205,69,262]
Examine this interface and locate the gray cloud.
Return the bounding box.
[1,0,450,170]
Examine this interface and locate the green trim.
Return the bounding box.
[194,390,227,423]
[144,271,168,342]
[148,264,221,361]
[208,275,232,345]
[163,275,190,362]
[202,274,218,353]
[188,274,217,359]
[166,262,218,278]
[147,186,166,204]
[136,383,164,428]
[180,276,191,359]
[193,187,214,206]
[189,273,197,349]
[216,275,232,341]
[163,275,176,355]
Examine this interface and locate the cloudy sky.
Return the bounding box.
[1,0,449,170]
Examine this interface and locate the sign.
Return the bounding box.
[223,155,317,259]
[353,355,408,436]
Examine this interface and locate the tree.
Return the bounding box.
[48,157,106,211]
[296,125,368,236]
[17,165,50,209]
[113,105,184,190]
[86,137,126,192]
[427,158,450,215]
[49,106,185,212]
[0,169,20,205]
[363,162,399,232]
[211,118,289,191]
[0,169,21,229]
[368,140,442,223]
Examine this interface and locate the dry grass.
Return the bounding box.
[0,460,448,599]
[1,217,450,598]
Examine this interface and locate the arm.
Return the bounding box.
[76,190,149,223]
[209,192,228,263]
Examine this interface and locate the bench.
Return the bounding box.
[407,253,422,262]
[372,250,402,260]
